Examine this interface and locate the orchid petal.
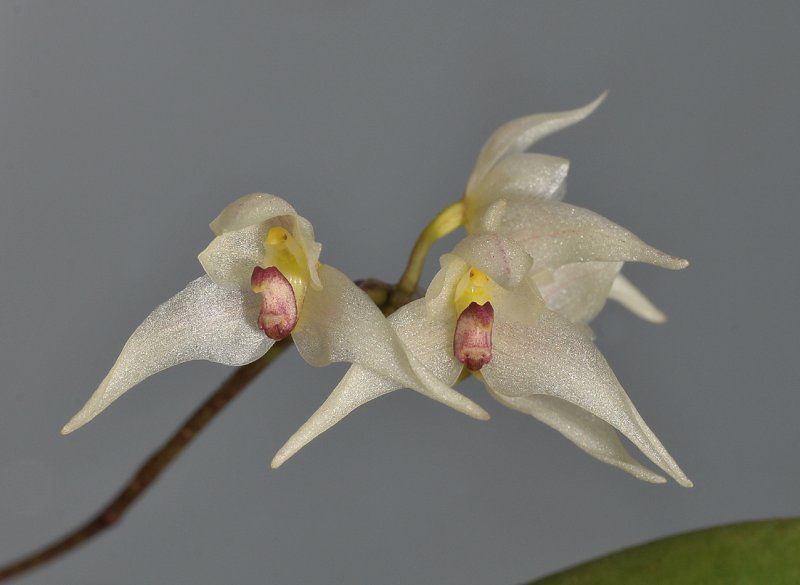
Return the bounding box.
[451,233,532,289]
[489,274,545,325]
[62,276,272,434]
[482,308,691,486]
[425,254,470,320]
[271,364,398,468]
[273,298,481,468]
[466,154,570,226]
[499,199,689,271]
[478,153,570,201]
[209,193,299,235]
[466,93,606,193]
[198,223,265,291]
[390,300,464,384]
[609,274,668,323]
[534,261,622,324]
[291,265,486,417]
[486,391,666,483]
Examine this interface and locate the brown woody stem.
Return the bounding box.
[0,339,289,582]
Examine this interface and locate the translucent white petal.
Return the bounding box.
[466,154,570,228]
[466,93,606,193]
[273,298,482,468]
[485,391,666,483]
[289,215,323,289]
[451,234,532,289]
[209,193,299,235]
[62,276,273,434]
[291,265,486,417]
[499,199,689,271]
[533,261,622,324]
[390,300,464,385]
[425,254,468,321]
[198,223,265,291]
[609,274,668,323]
[478,153,570,201]
[490,274,545,326]
[271,364,399,468]
[476,199,508,233]
[482,308,692,486]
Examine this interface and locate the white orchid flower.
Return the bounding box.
[464,94,684,327]
[273,233,692,488]
[62,193,487,435]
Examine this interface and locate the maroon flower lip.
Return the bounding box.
[453,301,494,371]
[251,266,298,340]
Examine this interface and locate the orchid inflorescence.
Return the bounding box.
[62,94,691,487]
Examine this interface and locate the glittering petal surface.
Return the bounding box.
[609,273,668,323]
[425,254,471,319]
[486,390,666,483]
[273,296,483,468]
[62,276,273,434]
[291,265,486,414]
[271,364,399,468]
[209,192,299,235]
[482,307,691,486]
[198,223,267,291]
[477,153,569,201]
[466,93,606,194]
[391,300,465,384]
[534,261,622,324]
[497,199,689,272]
[451,234,532,289]
[290,264,403,368]
[466,154,570,228]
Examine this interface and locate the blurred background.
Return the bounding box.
[1,2,798,584]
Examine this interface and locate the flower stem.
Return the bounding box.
[392,200,464,307]
[0,339,289,582]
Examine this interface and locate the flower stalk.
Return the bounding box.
[0,340,289,582]
[392,199,464,307]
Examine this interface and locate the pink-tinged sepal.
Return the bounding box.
[251,266,297,340]
[454,301,494,371]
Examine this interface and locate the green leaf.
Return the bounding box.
[527,518,800,585]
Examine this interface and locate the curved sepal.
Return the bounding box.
[487,391,666,483]
[498,199,689,271]
[271,364,398,468]
[466,93,606,194]
[62,276,273,434]
[482,308,691,486]
[273,298,479,467]
[609,274,668,323]
[534,261,622,324]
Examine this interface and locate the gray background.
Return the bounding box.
[0,2,798,584]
